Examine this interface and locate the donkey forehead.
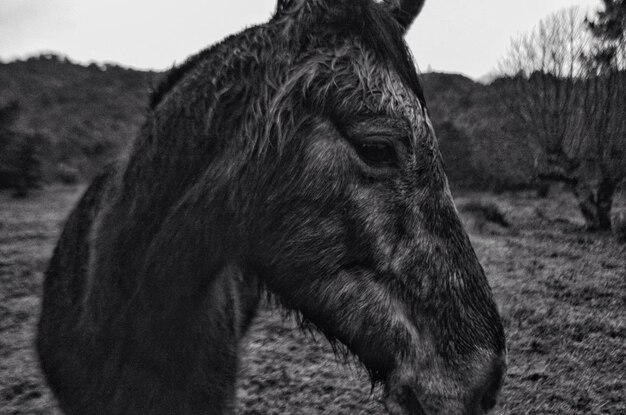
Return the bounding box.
[285,41,431,137]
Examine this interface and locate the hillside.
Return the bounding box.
[0,54,158,183]
[0,55,533,189]
[422,72,536,189]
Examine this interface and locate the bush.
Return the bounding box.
[460,201,510,228]
[613,211,626,243]
[0,132,43,193]
[535,182,550,198]
[0,100,45,195]
[54,163,80,185]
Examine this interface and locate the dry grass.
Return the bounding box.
[455,190,625,415]
[0,187,624,414]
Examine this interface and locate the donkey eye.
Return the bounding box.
[354,139,399,167]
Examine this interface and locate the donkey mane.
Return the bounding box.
[148,26,260,110]
[149,46,217,109]
[149,0,427,112]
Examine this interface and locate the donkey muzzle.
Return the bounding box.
[383,351,506,415]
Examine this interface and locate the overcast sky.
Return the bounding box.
[1,0,602,79]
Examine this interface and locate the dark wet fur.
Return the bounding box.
[150,0,426,111]
[37,1,506,414]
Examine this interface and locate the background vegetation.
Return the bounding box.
[0,54,156,187]
[0,55,544,189]
[497,3,626,230]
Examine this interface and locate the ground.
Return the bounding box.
[0,186,624,415]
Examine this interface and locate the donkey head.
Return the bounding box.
[219,0,508,414]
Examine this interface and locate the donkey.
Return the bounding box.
[37,0,506,414]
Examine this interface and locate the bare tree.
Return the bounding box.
[579,0,626,229]
[496,7,626,230]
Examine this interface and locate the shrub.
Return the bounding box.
[613,211,626,243]
[460,201,510,228]
[54,163,80,185]
[535,182,550,198]
[0,133,43,193]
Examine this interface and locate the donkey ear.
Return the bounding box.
[382,0,426,32]
[275,0,307,16]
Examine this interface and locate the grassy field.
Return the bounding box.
[0,186,624,414]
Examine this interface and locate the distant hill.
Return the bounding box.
[0,54,534,189]
[422,72,536,189]
[0,54,158,183]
